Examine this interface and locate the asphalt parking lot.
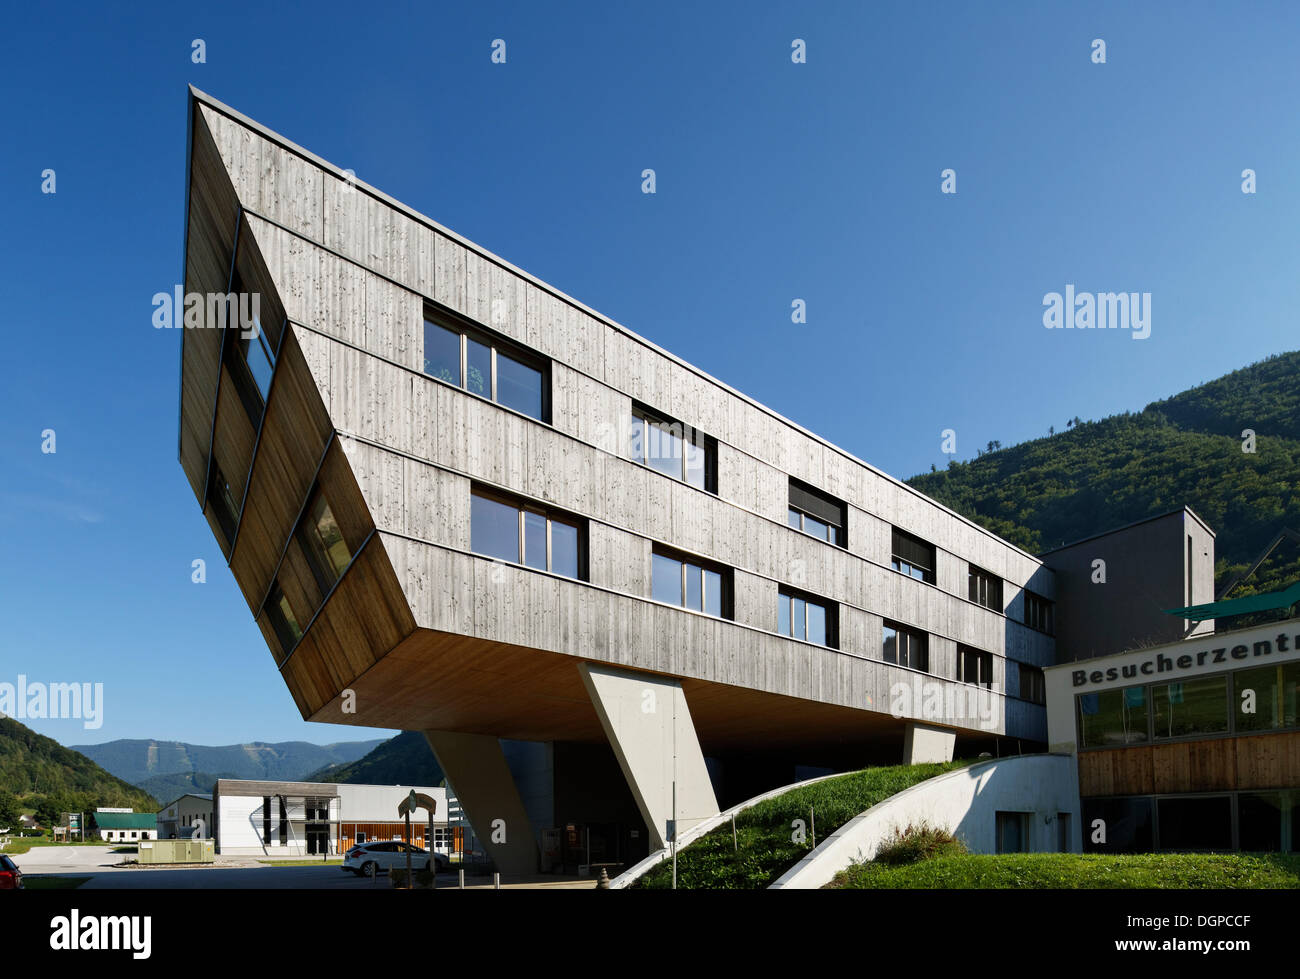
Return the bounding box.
[8,846,591,889]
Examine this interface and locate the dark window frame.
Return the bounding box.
[956,645,994,689]
[469,485,588,581]
[265,581,304,656]
[1019,663,1047,705]
[295,485,353,596]
[651,545,734,619]
[628,402,718,494]
[968,564,1003,611]
[422,306,551,423]
[891,527,936,585]
[882,620,929,672]
[788,479,847,548]
[777,586,838,649]
[1024,590,1055,635]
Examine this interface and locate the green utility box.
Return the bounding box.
[137,839,215,864]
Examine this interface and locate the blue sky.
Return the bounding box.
[2,1,1296,747]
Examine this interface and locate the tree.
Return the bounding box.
[1049,425,1055,436]
[0,790,20,830]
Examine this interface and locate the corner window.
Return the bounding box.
[968,564,1002,611]
[470,487,585,580]
[206,464,240,545]
[629,405,717,492]
[297,488,352,593]
[891,528,935,584]
[423,313,547,422]
[778,589,836,648]
[788,480,847,547]
[223,268,283,425]
[956,645,993,688]
[1024,591,1054,635]
[265,582,303,654]
[883,621,928,672]
[651,548,731,618]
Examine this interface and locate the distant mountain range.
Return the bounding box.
[0,717,159,816]
[306,731,444,787]
[72,738,386,795]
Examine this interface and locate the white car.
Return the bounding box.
[342,841,449,878]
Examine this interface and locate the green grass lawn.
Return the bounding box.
[635,761,973,889]
[2,838,125,854]
[832,852,1300,889]
[24,876,92,890]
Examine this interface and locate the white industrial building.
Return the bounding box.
[157,793,214,840]
[212,779,450,856]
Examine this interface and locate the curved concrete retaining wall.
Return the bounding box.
[608,772,844,889]
[770,754,1079,890]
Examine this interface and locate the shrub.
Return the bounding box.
[872,822,966,866]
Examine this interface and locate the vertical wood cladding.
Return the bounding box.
[1078,732,1300,796]
[182,92,1055,737]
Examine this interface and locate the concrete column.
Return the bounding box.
[578,663,719,850]
[423,730,539,876]
[902,721,956,764]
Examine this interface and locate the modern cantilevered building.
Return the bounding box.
[176,88,1213,874]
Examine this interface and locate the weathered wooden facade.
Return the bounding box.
[179,87,1060,871]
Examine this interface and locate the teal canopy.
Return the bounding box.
[1164,580,1300,621]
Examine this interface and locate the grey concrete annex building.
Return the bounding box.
[176,88,1215,875]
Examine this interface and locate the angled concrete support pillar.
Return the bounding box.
[578,663,719,850]
[903,721,956,764]
[423,730,539,875]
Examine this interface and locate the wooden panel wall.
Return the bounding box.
[228,329,334,613]
[1079,732,1300,796]
[179,105,241,503]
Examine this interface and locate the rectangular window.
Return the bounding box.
[1024,591,1054,635]
[262,797,271,845]
[1152,675,1228,739]
[223,269,283,425]
[297,488,353,594]
[778,589,836,648]
[995,812,1030,854]
[956,646,993,688]
[651,549,731,618]
[788,480,847,547]
[1078,687,1149,748]
[265,582,303,654]
[422,312,548,422]
[967,564,1002,611]
[469,487,585,580]
[1081,797,1154,853]
[1019,664,1046,705]
[1157,796,1232,852]
[1238,791,1298,853]
[1234,663,1300,732]
[206,464,240,545]
[628,405,717,492]
[1056,813,1071,852]
[891,528,935,584]
[883,621,928,672]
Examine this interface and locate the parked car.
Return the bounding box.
[0,855,23,890]
[342,841,449,878]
